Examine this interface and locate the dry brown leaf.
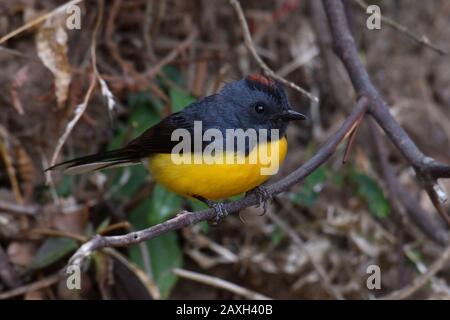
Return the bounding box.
[36,15,71,108]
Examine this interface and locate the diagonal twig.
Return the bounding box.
[173,268,271,300]
[229,0,318,102]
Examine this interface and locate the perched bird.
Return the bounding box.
[47,74,306,219]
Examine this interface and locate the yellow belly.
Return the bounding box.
[147,137,288,200]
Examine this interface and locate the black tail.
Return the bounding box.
[46,148,143,174]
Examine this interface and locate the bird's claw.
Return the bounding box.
[250,185,272,216]
[211,202,229,224]
[193,195,229,225]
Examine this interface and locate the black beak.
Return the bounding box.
[277,110,307,121]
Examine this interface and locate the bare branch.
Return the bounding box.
[172,268,271,300]
[0,0,84,45]
[145,28,199,79]
[0,200,40,216]
[0,273,61,300]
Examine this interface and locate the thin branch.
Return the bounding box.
[228,0,318,102]
[0,0,84,45]
[0,46,37,61]
[342,109,365,163]
[68,97,369,267]
[145,28,199,79]
[429,164,450,180]
[0,200,40,216]
[50,74,96,167]
[351,0,447,55]
[172,268,271,300]
[0,273,61,300]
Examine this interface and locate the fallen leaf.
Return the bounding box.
[36,15,71,108]
[28,237,78,271]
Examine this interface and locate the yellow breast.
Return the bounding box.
[147,137,288,200]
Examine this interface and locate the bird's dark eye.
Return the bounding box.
[255,104,265,114]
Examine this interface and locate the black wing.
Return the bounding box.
[126,111,194,154]
[46,112,194,174]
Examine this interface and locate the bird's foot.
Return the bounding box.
[210,202,229,224]
[193,195,229,224]
[247,185,272,216]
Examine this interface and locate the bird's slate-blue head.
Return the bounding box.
[217,74,306,135]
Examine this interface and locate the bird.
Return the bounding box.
[46,74,306,220]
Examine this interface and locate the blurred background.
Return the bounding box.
[0,0,449,299]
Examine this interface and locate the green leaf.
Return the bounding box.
[332,171,345,188]
[169,88,196,113]
[128,184,184,298]
[56,175,75,197]
[110,166,148,200]
[108,124,128,151]
[161,65,184,86]
[128,92,162,135]
[271,225,284,246]
[148,184,183,225]
[128,232,182,299]
[96,217,111,233]
[29,237,78,270]
[110,91,163,150]
[353,172,390,218]
[293,167,328,207]
[129,232,182,299]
